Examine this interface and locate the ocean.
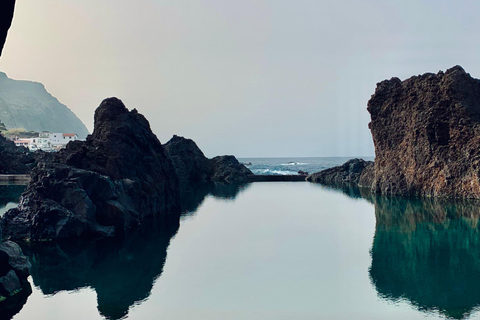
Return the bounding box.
[238,156,375,176]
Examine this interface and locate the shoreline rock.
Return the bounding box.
[0,98,181,241]
[306,158,374,187]
[164,135,253,186]
[368,65,480,198]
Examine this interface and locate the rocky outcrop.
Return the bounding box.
[0,240,31,320]
[164,135,211,188]
[0,98,181,241]
[164,135,253,186]
[368,65,480,198]
[0,135,36,174]
[0,72,89,138]
[210,155,253,183]
[306,158,373,187]
[0,0,15,57]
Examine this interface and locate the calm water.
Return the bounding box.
[3,158,480,319]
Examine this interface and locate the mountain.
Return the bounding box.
[0,72,89,138]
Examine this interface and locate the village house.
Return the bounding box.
[12,132,80,152]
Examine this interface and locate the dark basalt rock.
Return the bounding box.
[0,0,15,57]
[306,158,374,187]
[0,98,181,241]
[164,135,212,189]
[0,240,31,320]
[0,135,36,174]
[368,65,480,198]
[210,155,253,183]
[164,135,253,186]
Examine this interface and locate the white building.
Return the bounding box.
[49,133,79,145]
[13,132,81,152]
[29,136,53,152]
[14,139,31,148]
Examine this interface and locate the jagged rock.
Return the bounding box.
[210,155,253,183]
[0,134,36,174]
[0,240,31,319]
[164,135,252,185]
[368,65,480,198]
[164,135,212,188]
[306,158,373,187]
[0,0,15,57]
[0,98,181,241]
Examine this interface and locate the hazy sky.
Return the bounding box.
[0,0,478,157]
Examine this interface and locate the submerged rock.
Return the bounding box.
[368,65,480,198]
[0,98,181,241]
[306,158,373,187]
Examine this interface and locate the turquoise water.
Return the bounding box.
[3,158,480,319]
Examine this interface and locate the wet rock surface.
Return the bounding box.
[306,158,373,187]
[368,65,480,198]
[0,98,181,241]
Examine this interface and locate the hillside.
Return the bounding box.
[0,72,89,138]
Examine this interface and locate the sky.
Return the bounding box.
[0,0,478,158]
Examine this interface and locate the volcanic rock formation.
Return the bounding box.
[306,158,373,187]
[164,135,253,186]
[368,65,480,198]
[0,135,36,174]
[0,98,181,241]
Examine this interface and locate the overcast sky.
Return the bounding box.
[0,0,478,157]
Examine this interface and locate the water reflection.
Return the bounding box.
[0,185,25,217]
[23,225,178,320]
[14,182,248,320]
[179,182,251,215]
[369,196,480,319]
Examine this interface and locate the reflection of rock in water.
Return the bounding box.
[23,223,179,320]
[0,241,32,320]
[369,196,480,319]
[180,182,250,216]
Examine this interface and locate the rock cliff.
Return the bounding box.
[0,98,181,241]
[0,72,89,138]
[368,65,480,198]
[0,0,15,57]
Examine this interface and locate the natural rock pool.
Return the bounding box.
[5,182,480,319]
